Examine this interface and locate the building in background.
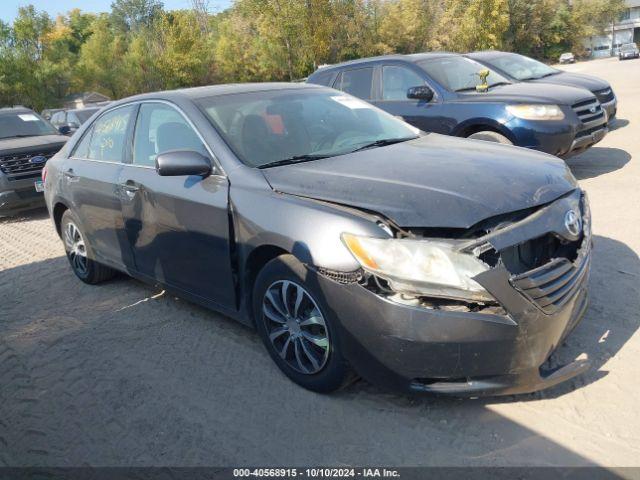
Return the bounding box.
[63,92,111,110]
[584,0,640,57]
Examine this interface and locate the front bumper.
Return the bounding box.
[0,175,45,215]
[600,98,617,120]
[321,190,591,396]
[506,109,607,158]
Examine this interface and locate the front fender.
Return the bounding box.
[231,186,385,272]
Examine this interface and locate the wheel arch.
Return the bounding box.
[52,200,70,237]
[453,119,516,143]
[241,244,290,326]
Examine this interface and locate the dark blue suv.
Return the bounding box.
[307,53,608,157]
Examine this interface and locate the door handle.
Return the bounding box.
[119,181,140,198]
[64,169,79,182]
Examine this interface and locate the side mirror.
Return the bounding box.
[58,125,72,135]
[407,85,434,102]
[68,122,80,129]
[156,150,212,177]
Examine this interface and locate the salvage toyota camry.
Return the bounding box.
[44,83,591,396]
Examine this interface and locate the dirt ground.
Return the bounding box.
[1,57,639,468]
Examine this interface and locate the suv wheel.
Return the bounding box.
[61,210,116,284]
[253,254,353,392]
[467,131,512,145]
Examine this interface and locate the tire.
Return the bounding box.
[253,254,353,393]
[61,210,116,284]
[467,130,513,145]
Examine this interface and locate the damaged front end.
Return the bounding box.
[325,188,592,396]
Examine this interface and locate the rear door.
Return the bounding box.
[119,101,236,308]
[64,104,136,269]
[373,64,449,134]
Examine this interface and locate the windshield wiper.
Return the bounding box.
[350,137,416,152]
[257,153,332,169]
[455,86,478,92]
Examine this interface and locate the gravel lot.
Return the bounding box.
[1,57,639,468]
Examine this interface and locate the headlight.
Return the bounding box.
[506,104,565,120]
[341,233,493,302]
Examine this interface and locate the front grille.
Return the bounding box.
[571,98,604,124]
[575,124,606,139]
[509,195,591,314]
[593,87,614,104]
[0,149,58,180]
[510,247,590,314]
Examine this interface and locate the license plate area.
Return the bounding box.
[34,180,44,192]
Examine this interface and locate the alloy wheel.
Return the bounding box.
[64,221,88,277]
[262,280,330,374]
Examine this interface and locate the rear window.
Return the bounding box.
[335,67,374,99]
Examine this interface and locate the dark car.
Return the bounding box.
[467,51,617,119]
[618,43,639,60]
[44,83,591,396]
[49,107,102,135]
[0,107,68,215]
[307,53,607,158]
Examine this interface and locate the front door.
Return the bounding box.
[373,65,450,134]
[119,102,236,309]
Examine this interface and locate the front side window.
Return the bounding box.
[196,88,419,168]
[417,57,510,92]
[490,54,559,81]
[0,111,59,139]
[86,105,135,162]
[132,103,208,167]
[336,67,374,99]
[382,66,426,100]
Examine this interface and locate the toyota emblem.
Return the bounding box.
[564,210,582,237]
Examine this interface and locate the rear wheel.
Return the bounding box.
[253,254,353,392]
[467,130,513,145]
[61,210,116,284]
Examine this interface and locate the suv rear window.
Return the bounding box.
[335,67,373,99]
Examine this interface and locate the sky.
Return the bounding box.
[0,0,233,24]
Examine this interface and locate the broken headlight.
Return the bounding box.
[341,233,494,302]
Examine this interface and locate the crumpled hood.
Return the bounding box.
[0,134,68,153]
[530,72,611,93]
[261,134,577,229]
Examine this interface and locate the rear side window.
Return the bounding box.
[335,67,373,99]
[51,111,65,125]
[132,103,207,167]
[86,105,135,162]
[382,66,426,100]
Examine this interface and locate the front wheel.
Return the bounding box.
[61,210,116,284]
[253,254,353,393]
[467,131,513,145]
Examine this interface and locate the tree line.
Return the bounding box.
[0,0,625,111]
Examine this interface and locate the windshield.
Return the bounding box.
[417,56,510,92]
[0,111,59,139]
[621,43,638,51]
[486,53,558,81]
[196,89,419,168]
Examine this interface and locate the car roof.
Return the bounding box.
[466,50,511,59]
[0,107,34,115]
[110,82,325,106]
[313,52,461,72]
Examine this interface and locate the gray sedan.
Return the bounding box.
[44,83,591,396]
